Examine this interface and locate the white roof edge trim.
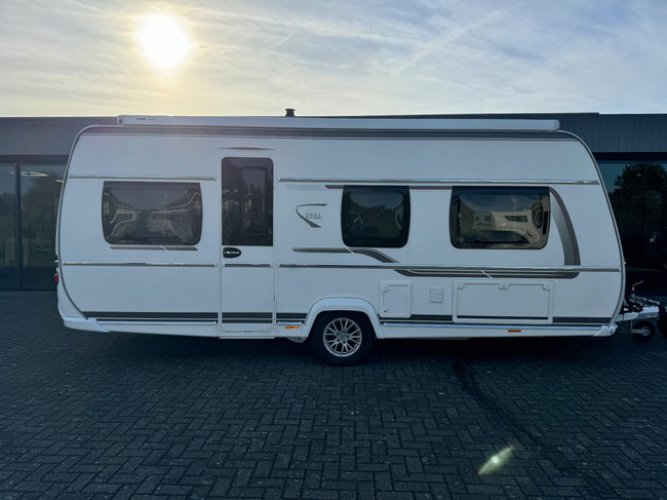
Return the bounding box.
[117,115,560,132]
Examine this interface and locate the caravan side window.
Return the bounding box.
[341,186,410,248]
[102,182,202,245]
[450,187,549,249]
[222,157,273,246]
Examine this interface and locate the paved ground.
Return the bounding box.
[1,292,667,499]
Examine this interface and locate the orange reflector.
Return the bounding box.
[285,325,300,330]
[507,328,522,333]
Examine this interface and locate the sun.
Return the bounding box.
[139,14,191,69]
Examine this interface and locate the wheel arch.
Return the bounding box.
[304,298,384,339]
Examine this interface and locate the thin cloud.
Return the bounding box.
[1,0,666,116]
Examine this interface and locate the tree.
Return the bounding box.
[609,162,667,229]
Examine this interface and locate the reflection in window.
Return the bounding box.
[222,158,273,246]
[341,187,410,248]
[599,161,667,270]
[102,182,202,245]
[0,165,17,288]
[20,164,66,288]
[451,187,549,249]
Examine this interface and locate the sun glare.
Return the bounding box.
[139,14,191,69]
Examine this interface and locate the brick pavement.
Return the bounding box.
[0,291,666,499]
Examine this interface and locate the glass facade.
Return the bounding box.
[0,162,65,290]
[1,157,667,292]
[0,165,18,288]
[599,160,667,293]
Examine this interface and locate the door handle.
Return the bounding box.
[223,247,242,258]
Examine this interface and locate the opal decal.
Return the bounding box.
[296,203,327,228]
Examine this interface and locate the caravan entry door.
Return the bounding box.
[220,157,274,333]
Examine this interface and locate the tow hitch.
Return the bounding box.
[618,280,667,341]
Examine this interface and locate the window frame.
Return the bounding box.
[341,185,410,248]
[101,181,203,246]
[449,186,550,250]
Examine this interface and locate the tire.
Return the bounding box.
[310,312,375,366]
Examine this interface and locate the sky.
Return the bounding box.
[1,0,666,117]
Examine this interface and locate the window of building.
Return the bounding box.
[450,187,549,249]
[0,162,66,290]
[20,164,66,287]
[0,164,18,289]
[341,187,410,248]
[102,182,202,245]
[599,160,667,271]
[222,157,273,246]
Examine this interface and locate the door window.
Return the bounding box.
[222,158,273,246]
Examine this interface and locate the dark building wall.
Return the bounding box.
[1,114,667,291]
[0,117,116,158]
[557,114,667,154]
[384,113,667,154]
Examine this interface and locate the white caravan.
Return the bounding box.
[57,115,625,364]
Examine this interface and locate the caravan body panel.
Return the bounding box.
[57,117,624,343]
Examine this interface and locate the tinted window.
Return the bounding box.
[451,187,549,249]
[599,160,667,271]
[342,187,409,248]
[102,182,202,245]
[20,164,65,288]
[222,157,273,246]
[0,165,17,288]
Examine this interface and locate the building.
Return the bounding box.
[1,114,666,292]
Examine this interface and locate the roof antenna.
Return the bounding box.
[285,108,295,117]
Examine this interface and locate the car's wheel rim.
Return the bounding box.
[323,318,363,357]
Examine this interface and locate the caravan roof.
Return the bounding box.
[117,115,560,132]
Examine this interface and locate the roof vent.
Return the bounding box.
[285,108,295,117]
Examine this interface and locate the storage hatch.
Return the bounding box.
[453,280,553,324]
